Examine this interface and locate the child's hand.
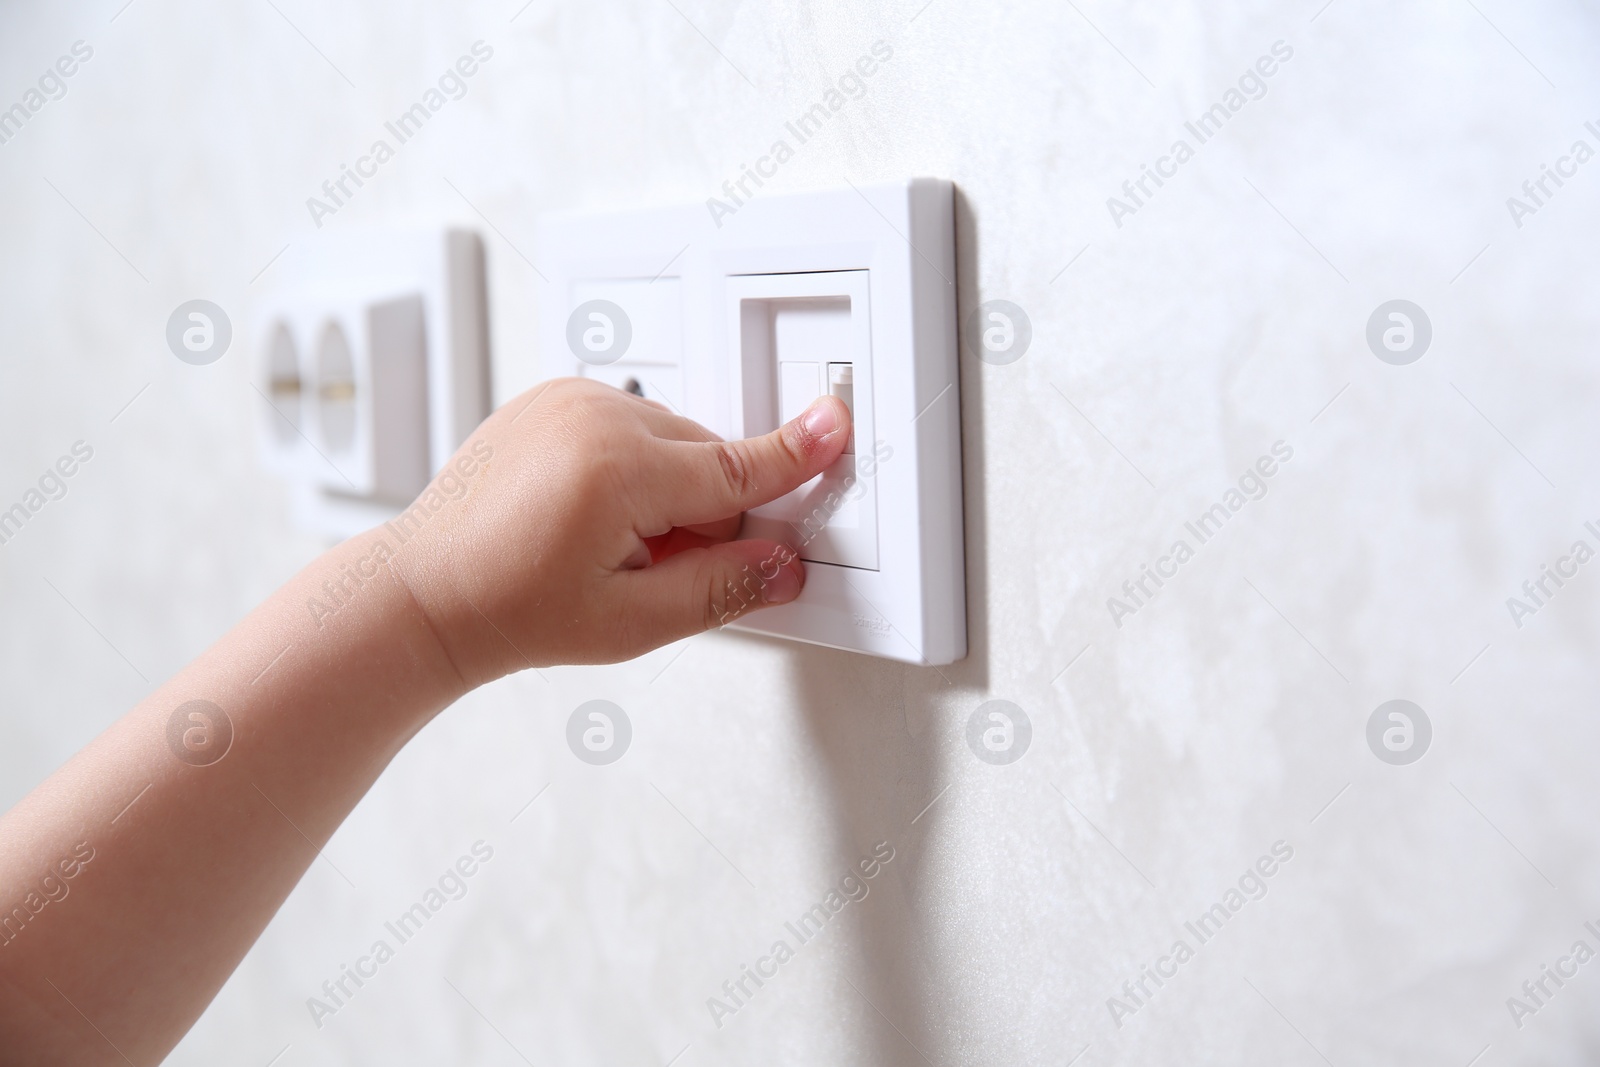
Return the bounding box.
[0,378,851,1064]
[394,377,852,683]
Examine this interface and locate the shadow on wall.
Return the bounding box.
[782,185,990,1064]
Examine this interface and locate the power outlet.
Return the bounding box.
[253,228,491,539]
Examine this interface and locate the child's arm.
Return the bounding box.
[0,379,850,1064]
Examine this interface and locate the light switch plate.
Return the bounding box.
[539,179,965,665]
[253,228,491,540]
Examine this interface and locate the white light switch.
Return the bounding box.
[828,363,856,454]
[539,180,965,664]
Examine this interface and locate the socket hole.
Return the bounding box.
[266,321,301,445]
[317,321,357,452]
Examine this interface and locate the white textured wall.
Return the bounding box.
[3,1,1600,1063]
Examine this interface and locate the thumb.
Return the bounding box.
[615,539,805,646]
[661,395,852,528]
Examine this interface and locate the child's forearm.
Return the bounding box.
[0,531,464,1064]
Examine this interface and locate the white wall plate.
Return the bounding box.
[253,228,491,540]
[539,179,965,665]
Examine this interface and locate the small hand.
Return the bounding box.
[398,377,852,682]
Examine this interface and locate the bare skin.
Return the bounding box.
[0,378,851,1064]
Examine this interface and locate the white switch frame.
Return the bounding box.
[538,179,965,665]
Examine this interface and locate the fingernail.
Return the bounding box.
[762,558,803,603]
[800,397,842,439]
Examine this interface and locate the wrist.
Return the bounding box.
[293,529,479,720]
